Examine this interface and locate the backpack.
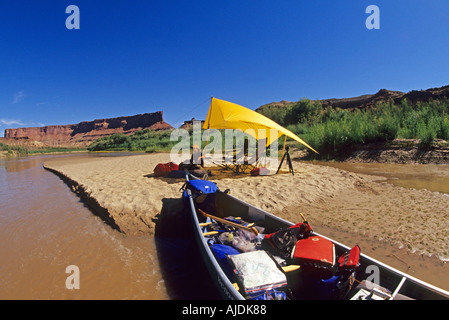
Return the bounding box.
[262,222,312,259]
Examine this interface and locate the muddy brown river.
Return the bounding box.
[1,154,448,299]
[310,161,449,195]
[0,154,218,300]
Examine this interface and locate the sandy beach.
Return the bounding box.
[41,152,449,291]
[43,153,449,260]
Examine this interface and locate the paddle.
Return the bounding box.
[198,209,259,236]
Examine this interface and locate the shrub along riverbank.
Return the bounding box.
[87,128,264,155]
[259,98,449,158]
[0,143,86,157]
[87,129,177,153]
[0,143,29,157]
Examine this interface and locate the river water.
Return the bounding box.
[310,161,449,195]
[0,154,217,300]
[1,154,448,299]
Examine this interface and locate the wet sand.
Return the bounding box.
[43,153,449,291]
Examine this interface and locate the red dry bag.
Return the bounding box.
[153,162,179,177]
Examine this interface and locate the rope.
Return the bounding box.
[171,97,211,127]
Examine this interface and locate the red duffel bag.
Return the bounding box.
[250,167,270,176]
[153,162,179,177]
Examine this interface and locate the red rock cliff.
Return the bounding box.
[4,112,173,147]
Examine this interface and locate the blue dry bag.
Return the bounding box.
[187,180,218,194]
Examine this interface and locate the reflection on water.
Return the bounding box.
[310,161,449,194]
[0,154,170,300]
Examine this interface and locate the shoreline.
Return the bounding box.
[43,153,449,261]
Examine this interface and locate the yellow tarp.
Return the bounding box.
[203,97,318,154]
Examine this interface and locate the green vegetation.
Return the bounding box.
[258,98,449,158]
[0,143,29,156]
[88,129,176,153]
[27,147,86,155]
[87,127,272,155]
[0,143,86,157]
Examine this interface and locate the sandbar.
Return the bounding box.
[43,153,449,263]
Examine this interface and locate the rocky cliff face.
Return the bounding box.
[4,112,173,147]
[257,84,449,113]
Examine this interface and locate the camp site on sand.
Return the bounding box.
[157,98,449,300]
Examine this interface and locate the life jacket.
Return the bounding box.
[321,245,361,299]
[291,235,336,270]
[337,245,361,271]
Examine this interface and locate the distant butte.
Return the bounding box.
[3,111,173,148]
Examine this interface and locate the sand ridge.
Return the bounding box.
[43,153,449,262]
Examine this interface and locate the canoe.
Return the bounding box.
[183,174,449,300]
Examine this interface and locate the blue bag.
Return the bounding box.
[187,180,218,194]
[182,179,218,204]
[249,289,287,300]
[211,244,240,278]
[168,170,187,178]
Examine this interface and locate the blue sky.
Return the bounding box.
[1,1,449,136]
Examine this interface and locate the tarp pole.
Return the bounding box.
[281,135,287,157]
[203,96,213,160]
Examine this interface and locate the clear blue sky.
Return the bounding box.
[1,1,449,136]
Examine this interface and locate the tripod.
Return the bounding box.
[276,146,294,175]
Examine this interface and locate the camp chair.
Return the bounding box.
[202,150,234,170]
[234,154,258,173]
[234,141,269,173]
[208,149,240,172]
